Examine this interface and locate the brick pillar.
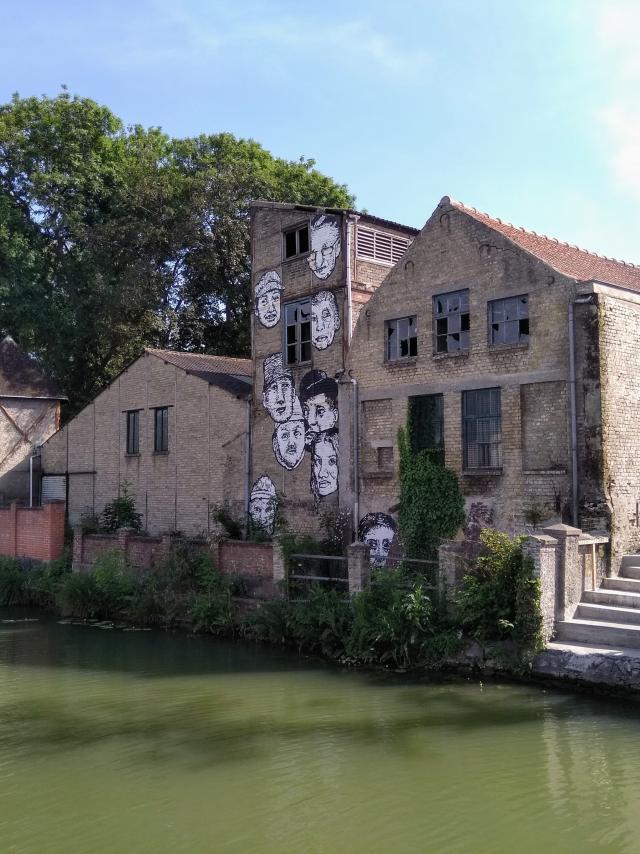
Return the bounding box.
[348,542,370,594]
[117,527,133,564]
[272,539,286,596]
[8,502,17,558]
[523,533,558,644]
[543,523,582,621]
[72,526,84,571]
[44,502,65,561]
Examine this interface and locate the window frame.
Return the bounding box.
[283,298,312,366]
[125,409,140,456]
[462,388,502,471]
[385,315,418,362]
[488,294,529,347]
[407,394,444,464]
[282,222,310,261]
[432,288,470,355]
[153,406,169,454]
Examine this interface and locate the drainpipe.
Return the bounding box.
[568,295,595,527]
[29,452,35,508]
[336,372,360,534]
[244,396,252,539]
[345,214,358,345]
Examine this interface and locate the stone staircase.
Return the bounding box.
[556,556,640,648]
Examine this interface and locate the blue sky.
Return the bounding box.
[2,0,640,261]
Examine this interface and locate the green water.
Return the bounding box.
[1,612,639,853]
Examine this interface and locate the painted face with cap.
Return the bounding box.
[273,398,306,470]
[249,476,277,534]
[255,271,283,328]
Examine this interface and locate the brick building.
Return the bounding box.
[41,348,251,536]
[0,336,65,504]
[343,196,640,568]
[248,201,417,537]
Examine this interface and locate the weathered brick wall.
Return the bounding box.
[217,540,274,598]
[520,381,569,471]
[345,198,575,536]
[0,501,65,561]
[42,353,248,537]
[0,399,59,501]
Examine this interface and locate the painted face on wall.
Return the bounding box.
[358,513,398,566]
[272,399,306,470]
[308,215,341,281]
[303,392,338,435]
[262,354,296,423]
[310,431,339,499]
[255,271,283,328]
[311,290,340,350]
[248,476,277,535]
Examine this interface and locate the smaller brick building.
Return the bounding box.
[41,348,251,536]
[0,336,65,504]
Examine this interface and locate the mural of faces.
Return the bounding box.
[299,370,339,439]
[357,512,398,566]
[310,429,339,499]
[272,398,306,470]
[248,476,277,535]
[311,290,340,350]
[262,354,296,423]
[308,214,341,281]
[255,271,283,328]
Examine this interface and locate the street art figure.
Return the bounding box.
[311,290,340,350]
[255,270,284,328]
[299,369,339,440]
[357,512,398,566]
[272,397,306,470]
[308,214,341,281]
[262,353,296,423]
[248,475,277,535]
[310,428,339,500]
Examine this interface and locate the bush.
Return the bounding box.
[210,502,244,540]
[0,558,28,606]
[101,482,142,532]
[456,529,543,655]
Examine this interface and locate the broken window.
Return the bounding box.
[463,388,502,469]
[433,289,470,354]
[386,315,417,361]
[284,299,312,365]
[408,394,444,465]
[489,294,529,345]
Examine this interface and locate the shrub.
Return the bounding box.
[0,558,28,606]
[210,502,244,540]
[57,571,100,618]
[101,482,142,532]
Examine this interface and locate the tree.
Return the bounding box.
[0,92,354,416]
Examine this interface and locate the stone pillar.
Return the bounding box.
[117,527,133,564]
[272,539,286,595]
[8,502,17,558]
[72,526,84,572]
[543,523,582,621]
[522,533,558,644]
[348,542,370,594]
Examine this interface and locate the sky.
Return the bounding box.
[2,0,640,261]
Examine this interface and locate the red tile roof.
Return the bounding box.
[146,349,251,377]
[443,196,640,292]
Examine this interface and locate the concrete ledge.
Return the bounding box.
[533,642,640,691]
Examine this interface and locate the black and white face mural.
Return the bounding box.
[299,369,339,440]
[308,214,341,281]
[255,270,283,328]
[311,290,340,351]
[358,513,398,566]
[272,397,306,470]
[248,475,277,535]
[310,429,339,500]
[262,354,296,423]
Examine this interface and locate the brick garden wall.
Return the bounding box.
[0,501,65,562]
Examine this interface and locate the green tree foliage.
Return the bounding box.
[0,91,354,416]
[397,427,465,559]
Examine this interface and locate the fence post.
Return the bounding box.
[272,539,286,595]
[522,534,558,644]
[348,542,370,594]
[543,523,582,621]
[9,502,17,558]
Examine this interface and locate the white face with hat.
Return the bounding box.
[255,271,283,328]
[262,354,296,423]
[249,476,277,534]
[273,397,306,470]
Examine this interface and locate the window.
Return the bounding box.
[357,227,411,265]
[386,316,417,361]
[407,394,444,464]
[126,410,139,455]
[489,294,529,345]
[283,224,310,260]
[463,388,502,469]
[284,299,312,365]
[154,407,169,453]
[433,289,470,354]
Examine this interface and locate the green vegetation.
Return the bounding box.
[101,483,143,532]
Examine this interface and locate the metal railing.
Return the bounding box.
[288,552,348,600]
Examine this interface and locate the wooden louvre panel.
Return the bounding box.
[357,226,411,265]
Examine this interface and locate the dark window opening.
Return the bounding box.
[386,315,417,361]
[284,224,310,260]
[126,410,139,455]
[377,446,393,470]
[154,407,169,453]
[284,299,312,365]
[463,388,502,469]
[433,289,470,354]
[489,294,529,346]
[408,394,444,465]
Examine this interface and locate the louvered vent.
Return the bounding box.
[357,227,411,265]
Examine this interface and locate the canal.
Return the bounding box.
[0,609,639,853]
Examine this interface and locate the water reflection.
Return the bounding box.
[1,611,640,853]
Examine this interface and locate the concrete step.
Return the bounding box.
[620,565,640,580]
[583,588,640,609]
[575,602,640,625]
[555,619,640,649]
[602,577,640,593]
[620,555,640,572]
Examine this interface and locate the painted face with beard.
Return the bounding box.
[248,476,277,535]
[273,399,306,470]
